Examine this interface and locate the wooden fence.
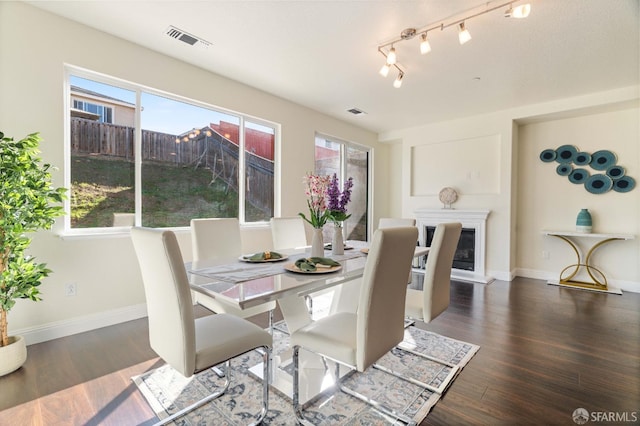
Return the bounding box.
[70,118,274,214]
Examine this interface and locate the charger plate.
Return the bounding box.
[239,253,288,263]
[284,263,342,274]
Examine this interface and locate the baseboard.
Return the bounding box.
[488,270,515,282]
[515,268,640,293]
[15,303,148,346]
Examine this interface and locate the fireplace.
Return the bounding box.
[414,209,493,284]
[423,226,476,271]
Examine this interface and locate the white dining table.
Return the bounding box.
[185,241,429,403]
[186,242,369,309]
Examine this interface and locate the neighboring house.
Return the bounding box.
[70,85,135,127]
[209,120,275,161]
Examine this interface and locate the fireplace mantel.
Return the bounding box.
[414,208,493,284]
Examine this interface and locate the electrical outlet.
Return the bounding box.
[542,250,550,259]
[65,282,77,297]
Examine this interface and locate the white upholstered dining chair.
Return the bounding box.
[190,218,277,325]
[291,226,419,425]
[405,221,462,322]
[270,216,307,250]
[131,227,272,426]
[378,217,416,228]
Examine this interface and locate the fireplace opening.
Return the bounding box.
[423,226,475,271]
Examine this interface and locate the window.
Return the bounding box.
[72,100,113,123]
[314,134,369,241]
[66,68,277,231]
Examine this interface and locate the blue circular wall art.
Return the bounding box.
[612,176,635,193]
[539,149,556,162]
[556,164,572,176]
[573,152,592,166]
[585,174,613,194]
[606,165,625,179]
[539,146,634,194]
[590,150,617,171]
[568,168,589,184]
[555,145,578,163]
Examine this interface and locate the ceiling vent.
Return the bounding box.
[165,26,211,49]
[347,108,367,116]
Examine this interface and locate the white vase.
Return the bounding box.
[332,223,344,255]
[0,335,27,377]
[311,227,324,257]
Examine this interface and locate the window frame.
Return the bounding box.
[63,65,280,236]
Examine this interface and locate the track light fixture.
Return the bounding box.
[458,22,472,45]
[386,46,397,65]
[393,72,404,88]
[420,33,431,55]
[379,63,391,77]
[505,3,531,18]
[377,0,531,88]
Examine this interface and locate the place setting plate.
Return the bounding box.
[239,252,289,263]
[324,243,354,250]
[284,262,342,274]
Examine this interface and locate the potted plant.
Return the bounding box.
[0,131,65,376]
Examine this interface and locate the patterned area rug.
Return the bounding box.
[132,325,479,425]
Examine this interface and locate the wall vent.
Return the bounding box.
[165,26,211,49]
[347,108,367,116]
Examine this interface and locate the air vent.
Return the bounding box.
[347,108,367,116]
[165,26,211,49]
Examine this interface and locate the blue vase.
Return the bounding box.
[576,209,592,233]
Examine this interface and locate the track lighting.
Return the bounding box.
[420,33,431,54]
[393,72,404,88]
[376,0,531,87]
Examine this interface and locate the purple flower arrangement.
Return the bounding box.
[327,173,354,224]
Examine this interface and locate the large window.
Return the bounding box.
[315,134,369,241]
[66,68,277,231]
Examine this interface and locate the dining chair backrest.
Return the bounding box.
[356,226,418,371]
[378,217,416,229]
[191,218,242,261]
[112,212,135,227]
[422,222,462,322]
[131,227,195,376]
[270,216,307,250]
[378,217,417,284]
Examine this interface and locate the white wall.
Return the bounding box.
[380,88,640,291]
[0,2,386,344]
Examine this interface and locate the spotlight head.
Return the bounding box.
[420,33,431,55]
[387,46,397,65]
[393,72,404,88]
[509,3,531,18]
[458,22,472,45]
[379,63,390,77]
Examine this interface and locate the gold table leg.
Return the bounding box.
[551,235,622,292]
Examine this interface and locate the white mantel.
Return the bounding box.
[414,208,493,284]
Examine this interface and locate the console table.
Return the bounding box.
[542,231,634,294]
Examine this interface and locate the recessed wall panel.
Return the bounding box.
[410,135,501,196]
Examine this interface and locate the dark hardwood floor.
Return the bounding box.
[1,277,638,425]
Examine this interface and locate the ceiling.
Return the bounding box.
[25,0,639,134]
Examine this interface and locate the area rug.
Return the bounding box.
[132,325,479,425]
